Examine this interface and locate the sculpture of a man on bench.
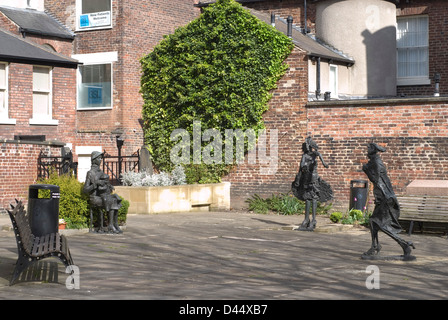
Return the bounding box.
[83,151,122,234]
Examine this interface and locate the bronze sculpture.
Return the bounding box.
[292,137,333,231]
[361,143,415,260]
[83,151,123,233]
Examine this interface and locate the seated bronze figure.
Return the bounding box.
[83,151,122,234]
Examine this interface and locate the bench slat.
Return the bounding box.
[397,195,448,224]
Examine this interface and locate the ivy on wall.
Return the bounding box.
[140,0,293,183]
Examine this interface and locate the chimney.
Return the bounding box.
[287,16,293,38]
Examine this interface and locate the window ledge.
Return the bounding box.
[397,77,431,86]
[0,118,16,125]
[29,118,59,126]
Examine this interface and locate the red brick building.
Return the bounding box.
[0,0,200,213]
[1,0,447,213]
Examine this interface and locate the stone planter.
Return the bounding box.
[114,182,230,214]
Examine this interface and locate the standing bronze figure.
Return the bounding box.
[292,137,333,231]
[362,143,415,260]
[83,151,123,233]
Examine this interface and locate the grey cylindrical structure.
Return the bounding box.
[316,0,397,97]
[28,184,60,236]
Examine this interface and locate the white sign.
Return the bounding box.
[79,11,111,29]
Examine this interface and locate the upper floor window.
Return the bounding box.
[72,52,117,110]
[30,66,58,125]
[397,15,430,86]
[0,63,8,118]
[77,0,112,31]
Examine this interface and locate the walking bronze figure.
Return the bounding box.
[361,143,415,260]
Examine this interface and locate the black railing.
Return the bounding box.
[102,150,139,185]
[37,150,78,180]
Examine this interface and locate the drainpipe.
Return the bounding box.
[434,73,441,97]
[271,12,276,27]
[303,0,307,34]
[315,57,321,100]
[287,16,293,38]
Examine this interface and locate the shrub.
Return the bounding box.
[330,211,343,223]
[140,0,293,182]
[121,166,187,187]
[37,173,89,229]
[117,197,130,225]
[349,209,364,221]
[246,193,330,216]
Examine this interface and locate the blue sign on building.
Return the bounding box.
[80,15,90,28]
[88,87,102,105]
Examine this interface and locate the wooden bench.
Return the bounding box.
[7,200,74,285]
[397,195,448,236]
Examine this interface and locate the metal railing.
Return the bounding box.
[102,150,140,185]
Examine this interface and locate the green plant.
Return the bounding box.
[140,0,293,182]
[336,208,371,226]
[330,211,343,223]
[279,194,305,215]
[37,173,89,229]
[246,194,270,214]
[246,193,329,216]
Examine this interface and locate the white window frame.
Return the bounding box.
[72,52,117,111]
[76,0,113,31]
[30,66,58,125]
[396,15,430,86]
[0,62,16,125]
[329,64,338,98]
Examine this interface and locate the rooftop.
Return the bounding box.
[0,28,79,68]
[0,5,75,40]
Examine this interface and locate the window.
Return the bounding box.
[0,63,7,117]
[77,0,112,30]
[30,66,57,125]
[78,64,112,109]
[0,62,15,125]
[397,15,430,86]
[73,52,117,110]
[329,64,338,98]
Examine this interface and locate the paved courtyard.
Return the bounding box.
[0,210,446,303]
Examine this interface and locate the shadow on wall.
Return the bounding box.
[362,25,397,97]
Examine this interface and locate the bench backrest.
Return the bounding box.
[398,196,448,222]
[7,201,34,254]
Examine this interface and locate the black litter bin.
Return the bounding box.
[28,184,60,237]
[349,180,369,211]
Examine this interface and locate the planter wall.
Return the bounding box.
[114,182,230,214]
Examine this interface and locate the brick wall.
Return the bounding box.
[0,142,63,214]
[243,0,316,33]
[306,98,448,211]
[223,47,309,208]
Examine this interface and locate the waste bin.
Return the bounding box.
[28,184,60,237]
[349,180,369,211]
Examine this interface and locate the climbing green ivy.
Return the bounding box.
[140,0,293,182]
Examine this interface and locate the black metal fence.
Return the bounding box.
[37,150,78,180]
[102,150,140,185]
[38,148,140,185]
